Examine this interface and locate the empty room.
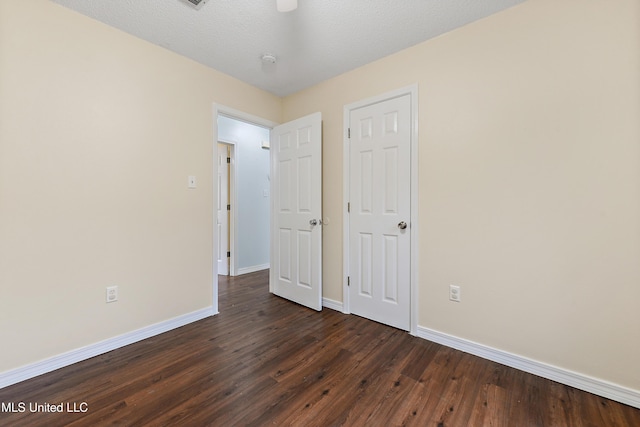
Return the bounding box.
[1,0,639,425]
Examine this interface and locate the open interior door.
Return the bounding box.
[270,112,323,310]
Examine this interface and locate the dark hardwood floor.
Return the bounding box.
[1,270,639,426]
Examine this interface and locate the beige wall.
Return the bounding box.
[0,0,280,371]
[283,0,640,391]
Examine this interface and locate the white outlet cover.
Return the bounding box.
[449,285,461,302]
[188,176,197,189]
[106,286,118,303]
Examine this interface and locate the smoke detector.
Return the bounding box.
[261,54,277,64]
[180,0,209,10]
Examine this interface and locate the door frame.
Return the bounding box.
[212,104,278,314]
[217,140,235,276]
[342,85,419,335]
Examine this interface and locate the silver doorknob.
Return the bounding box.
[310,219,318,226]
[398,221,407,230]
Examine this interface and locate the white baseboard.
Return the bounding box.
[0,307,215,389]
[416,326,640,409]
[5,309,637,410]
[322,298,344,312]
[236,263,270,275]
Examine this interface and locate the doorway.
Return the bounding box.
[217,114,272,276]
[342,86,419,334]
[212,105,324,315]
[212,104,276,314]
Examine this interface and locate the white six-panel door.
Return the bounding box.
[270,112,323,311]
[348,95,411,330]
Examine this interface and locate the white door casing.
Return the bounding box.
[345,90,416,332]
[217,143,230,275]
[270,112,323,311]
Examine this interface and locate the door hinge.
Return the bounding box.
[348,128,351,139]
[227,204,231,211]
[227,251,230,258]
[227,157,231,163]
[347,202,350,213]
[347,276,350,286]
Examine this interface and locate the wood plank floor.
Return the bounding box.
[1,270,639,426]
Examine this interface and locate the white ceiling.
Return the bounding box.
[51,0,526,97]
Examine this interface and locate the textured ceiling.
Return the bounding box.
[51,0,526,97]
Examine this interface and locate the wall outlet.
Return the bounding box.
[449,285,461,302]
[106,286,118,303]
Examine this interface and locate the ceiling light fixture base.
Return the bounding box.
[277,0,298,12]
[179,0,209,10]
[261,54,277,64]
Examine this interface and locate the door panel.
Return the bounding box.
[349,95,411,330]
[383,235,398,302]
[271,112,323,311]
[278,228,291,281]
[297,230,312,288]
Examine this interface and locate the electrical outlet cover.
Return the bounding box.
[449,285,461,302]
[106,286,118,303]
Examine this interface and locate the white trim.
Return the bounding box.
[342,84,420,333]
[416,326,640,409]
[216,141,232,276]
[217,107,278,130]
[218,138,238,277]
[409,86,419,336]
[322,298,344,312]
[342,106,351,315]
[269,125,276,294]
[236,263,270,275]
[0,307,214,389]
